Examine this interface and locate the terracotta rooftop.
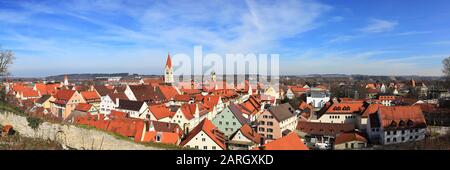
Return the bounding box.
[180,119,226,149]
[254,133,308,150]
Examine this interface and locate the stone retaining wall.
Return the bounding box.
[0,112,164,150]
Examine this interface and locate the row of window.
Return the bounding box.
[258,127,273,133]
[220,115,236,119]
[259,121,273,126]
[262,115,274,119]
[329,115,355,119]
[218,121,237,126]
[261,134,273,139]
[386,135,419,143]
[386,129,419,135]
[185,145,217,150]
[224,128,234,132]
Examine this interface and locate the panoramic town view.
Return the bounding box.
[0,0,450,152]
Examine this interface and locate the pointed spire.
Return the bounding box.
[64,74,69,86]
[166,52,172,68]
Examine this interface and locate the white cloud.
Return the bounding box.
[325,35,362,44]
[393,31,432,36]
[283,50,445,76]
[359,19,398,33]
[429,40,450,46]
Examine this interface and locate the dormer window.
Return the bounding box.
[399,120,406,127]
[407,120,414,126]
[391,121,397,127]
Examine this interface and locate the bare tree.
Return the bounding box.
[444,56,450,78]
[0,47,15,77]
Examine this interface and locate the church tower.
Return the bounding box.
[164,53,174,84]
[411,77,416,87]
[63,75,69,86]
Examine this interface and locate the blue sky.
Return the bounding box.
[1,0,450,77]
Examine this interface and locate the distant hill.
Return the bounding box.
[45,73,130,81]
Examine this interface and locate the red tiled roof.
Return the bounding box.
[173,94,192,102]
[80,91,100,101]
[288,86,309,93]
[109,110,128,119]
[238,95,261,115]
[55,89,76,101]
[21,89,40,98]
[180,88,202,95]
[180,119,226,149]
[325,102,366,114]
[138,131,180,144]
[237,124,261,144]
[180,103,197,120]
[158,85,179,100]
[362,103,382,118]
[149,104,176,120]
[335,132,367,144]
[413,103,438,113]
[298,101,313,110]
[107,92,129,103]
[254,133,308,150]
[296,121,355,136]
[379,106,427,130]
[75,103,93,112]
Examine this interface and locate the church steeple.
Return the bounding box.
[64,75,69,86]
[164,53,174,84]
[165,52,172,68]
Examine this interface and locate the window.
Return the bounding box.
[260,121,265,125]
[351,143,354,148]
[226,122,229,125]
[267,122,273,126]
[212,146,216,150]
[259,127,265,132]
[401,137,405,141]
[410,129,413,133]
[156,134,161,142]
[393,131,397,135]
[387,138,390,142]
[345,143,348,148]
[203,146,207,150]
[267,135,273,139]
[415,129,418,132]
[409,136,413,140]
[393,138,397,142]
[202,138,206,142]
[415,136,418,139]
[233,122,236,126]
[219,121,222,125]
[195,146,199,149]
[267,128,273,132]
[387,131,391,135]
[401,130,405,135]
